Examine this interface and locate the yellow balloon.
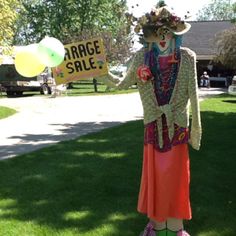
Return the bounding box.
[15,44,46,77]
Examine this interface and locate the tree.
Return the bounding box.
[196,0,235,21]
[212,2,236,70]
[0,0,21,52]
[214,26,236,70]
[14,0,133,63]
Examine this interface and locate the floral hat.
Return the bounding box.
[127,2,191,36]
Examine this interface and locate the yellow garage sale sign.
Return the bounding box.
[52,38,108,85]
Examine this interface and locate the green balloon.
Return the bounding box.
[38,37,65,67]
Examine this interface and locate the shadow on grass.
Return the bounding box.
[222,100,236,104]
[0,111,235,235]
[188,110,236,236]
[0,121,145,235]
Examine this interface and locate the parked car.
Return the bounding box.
[0,45,55,96]
[228,76,236,95]
[110,64,127,78]
[0,57,54,96]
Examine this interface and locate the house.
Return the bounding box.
[182,20,235,86]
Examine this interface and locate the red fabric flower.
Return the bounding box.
[137,65,153,82]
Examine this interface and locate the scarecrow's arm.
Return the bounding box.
[188,50,202,150]
[96,49,144,89]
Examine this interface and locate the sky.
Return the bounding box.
[127,0,217,20]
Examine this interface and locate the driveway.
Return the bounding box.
[0,88,227,160]
[0,93,143,160]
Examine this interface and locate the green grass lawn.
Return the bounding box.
[66,81,137,96]
[0,106,17,119]
[0,94,235,236]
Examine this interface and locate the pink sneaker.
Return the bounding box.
[177,230,190,236]
[139,222,156,236]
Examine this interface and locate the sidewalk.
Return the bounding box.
[0,88,227,160]
[198,87,227,100]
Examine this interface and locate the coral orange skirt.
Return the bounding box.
[137,143,191,222]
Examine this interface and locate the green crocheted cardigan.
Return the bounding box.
[98,47,202,150]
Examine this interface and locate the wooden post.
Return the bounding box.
[93,78,98,92]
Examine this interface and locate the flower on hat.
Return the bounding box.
[126,1,191,36]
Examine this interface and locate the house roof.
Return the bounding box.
[182,21,235,58]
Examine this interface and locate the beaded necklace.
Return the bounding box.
[144,40,180,105]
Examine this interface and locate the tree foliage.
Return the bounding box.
[197,0,236,21]
[0,0,21,51]
[14,0,133,63]
[210,2,236,70]
[214,26,236,70]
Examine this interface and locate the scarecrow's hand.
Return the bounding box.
[95,72,121,89]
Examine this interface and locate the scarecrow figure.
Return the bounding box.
[98,2,201,235]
